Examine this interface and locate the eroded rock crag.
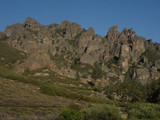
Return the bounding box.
[1,17,160,85]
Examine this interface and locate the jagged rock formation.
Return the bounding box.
[1,17,160,85]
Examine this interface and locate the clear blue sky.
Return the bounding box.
[0,0,160,43]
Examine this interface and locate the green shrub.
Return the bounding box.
[40,84,56,96]
[142,49,160,63]
[91,65,103,80]
[68,104,81,111]
[126,103,160,119]
[71,62,93,77]
[83,104,123,120]
[74,57,80,65]
[0,35,8,41]
[75,71,80,80]
[53,53,68,69]
[56,28,66,37]
[146,78,160,103]
[105,58,117,68]
[105,76,147,102]
[74,32,82,40]
[65,39,76,46]
[60,108,83,120]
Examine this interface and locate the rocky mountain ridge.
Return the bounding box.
[0,17,160,85]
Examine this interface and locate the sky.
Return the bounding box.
[0,0,160,43]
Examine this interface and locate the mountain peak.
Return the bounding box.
[107,26,120,42]
[24,17,41,28]
[0,17,160,86]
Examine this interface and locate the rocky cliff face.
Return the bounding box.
[1,17,160,85]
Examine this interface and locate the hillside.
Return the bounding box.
[0,18,160,120]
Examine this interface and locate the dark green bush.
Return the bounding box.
[55,28,66,37]
[40,84,56,96]
[91,65,103,80]
[105,80,146,102]
[60,108,83,120]
[68,104,81,111]
[65,39,76,46]
[105,58,117,68]
[71,62,93,77]
[0,35,8,41]
[105,68,147,102]
[74,58,80,65]
[74,32,82,40]
[53,53,68,69]
[141,49,160,63]
[75,71,80,80]
[126,103,160,119]
[83,104,123,120]
[146,78,160,103]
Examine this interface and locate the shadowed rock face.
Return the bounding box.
[1,17,160,85]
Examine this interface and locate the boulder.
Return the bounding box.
[150,66,160,81]
[132,68,150,85]
[86,39,101,54]
[130,37,146,62]
[118,43,130,74]
[78,27,95,53]
[80,53,97,65]
[155,59,160,68]
[33,72,49,77]
[61,20,82,40]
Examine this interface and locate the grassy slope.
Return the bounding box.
[0,77,87,119]
[0,65,115,104]
[0,41,26,68]
[0,64,110,119]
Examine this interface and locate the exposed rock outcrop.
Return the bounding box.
[107,26,120,43]
[132,68,150,85]
[0,17,160,85]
